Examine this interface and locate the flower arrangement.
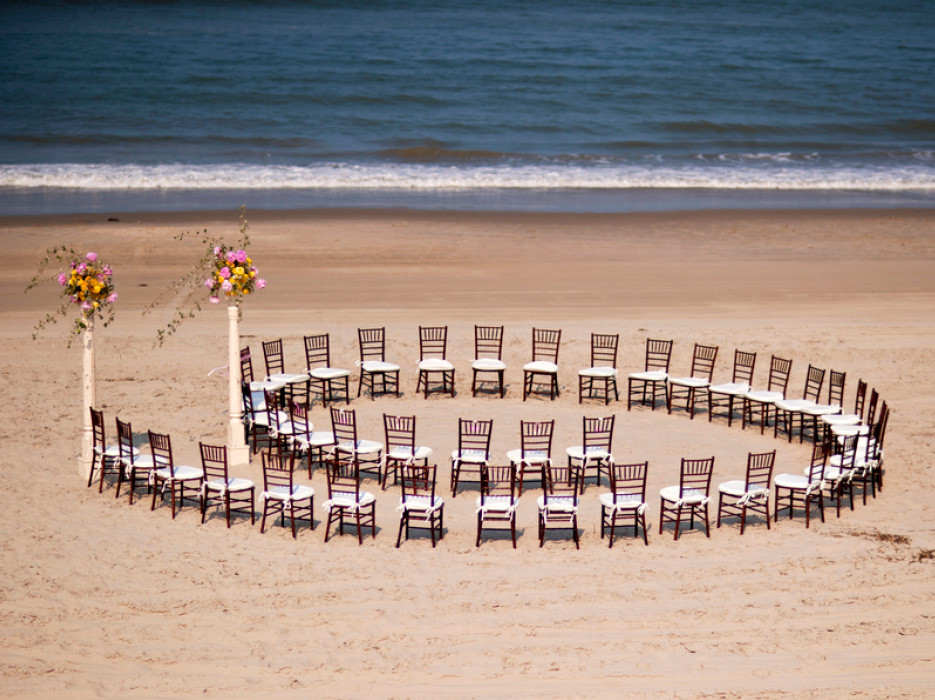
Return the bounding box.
[147,206,267,344]
[26,247,117,343]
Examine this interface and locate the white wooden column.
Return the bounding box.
[79,315,95,479]
[227,304,249,468]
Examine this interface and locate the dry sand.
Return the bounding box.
[1,207,933,698]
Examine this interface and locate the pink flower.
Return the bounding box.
[204,278,214,289]
[221,280,233,292]
[226,251,236,263]
[236,249,247,263]
[76,263,87,275]
[219,266,231,279]
[102,265,112,276]
[213,246,222,256]
[256,278,267,289]
[106,292,118,303]
[81,301,93,311]
[58,272,68,285]
[85,252,97,262]
[209,296,220,304]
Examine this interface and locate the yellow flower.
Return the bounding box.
[234,266,244,276]
[243,288,250,294]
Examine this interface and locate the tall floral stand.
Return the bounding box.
[79,316,95,479]
[227,304,250,468]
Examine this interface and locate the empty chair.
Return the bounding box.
[578,332,620,405]
[707,350,756,426]
[627,338,673,411]
[450,418,494,496]
[90,407,124,491]
[742,355,793,434]
[826,383,875,441]
[323,454,376,544]
[114,417,159,504]
[566,415,615,489]
[821,378,867,438]
[262,338,311,400]
[600,461,650,547]
[199,442,256,528]
[476,463,519,548]
[774,365,825,441]
[416,325,455,398]
[659,457,715,540]
[329,407,384,483]
[821,433,859,517]
[260,450,314,538]
[796,370,846,443]
[357,327,400,399]
[667,343,719,419]
[537,464,581,549]
[523,328,561,401]
[716,450,776,534]
[285,400,336,477]
[396,464,445,548]
[304,333,351,406]
[773,441,829,528]
[507,419,554,496]
[472,325,506,398]
[382,414,433,489]
[241,381,276,453]
[148,431,205,519]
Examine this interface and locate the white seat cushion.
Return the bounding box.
[451,449,488,463]
[831,424,869,437]
[473,358,506,371]
[124,453,163,469]
[668,376,709,388]
[775,398,817,412]
[507,448,550,464]
[419,358,454,371]
[659,485,708,504]
[709,382,750,396]
[298,431,336,449]
[746,390,783,404]
[524,361,558,373]
[361,360,400,373]
[309,366,350,380]
[800,403,842,416]
[94,444,122,458]
[206,477,255,492]
[475,495,516,513]
[536,495,577,512]
[336,439,383,455]
[265,484,314,501]
[578,366,617,378]
[251,378,287,392]
[388,445,433,461]
[822,413,861,426]
[566,445,611,462]
[267,372,309,385]
[326,490,375,509]
[598,492,644,510]
[773,473,811,490]
[401,494,444,512]
[155,465,204,481]
[718,479,752,497]
[628,370,667,382]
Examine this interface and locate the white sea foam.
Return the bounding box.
[1,162,934,191]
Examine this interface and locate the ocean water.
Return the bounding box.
[1,0,933,214]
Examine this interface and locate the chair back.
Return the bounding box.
[458,418,493,459]
[116,417,136,464]
[609,461,648,505]
[384,414,417,453]
[200,443,228,483]
[91,407,106,451]
[871,404,889,457]
[590,333,619,369]
[679,457,714,498]
[264,389,285,433]
[326,454,362,500]
[582,415,615,452]
[290,400,312,440]
[827,370,846,407]
[148,431,174,470]
[520,419,553,459]
[419,325,448,360]
[241,381,257,418]
[262,450,295,492]
[689,343,719,380]
[474,325,504,360]
[730,349,756,385]
[240,346,254,383]
[744,450,776,491]
[853,379,867,419]
[766,355,793,394]
[865,388,879,428]
[358,327,387,363]
[801,365,826,402]
[330,407,360,448]
[806,441,830,483]
[531,327,561,363]
[400,464,437,505]
[643,338,673,372]
[303,333,332,370]
[541,464,580,507]
[479,463,516,505]
[262,338,285,376]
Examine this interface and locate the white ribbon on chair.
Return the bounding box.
[736,486,770,506]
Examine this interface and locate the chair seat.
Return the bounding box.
[265,484,315,502]
[800,403,842,416]
[829,452,870,470]
[94,444,123,459]
[537,495,577,513]
[295,431,336,449]
[205,477,255,493]
[708,382,751,396]
[628,370,668,382]
[335,439,383,455]
[154,465,204,482]
[507,449,550,465]
[598,492,645,510]
[123,453,164,470]
[566,446,611,462]
[745,390,783,404]
[309,366,351,380]
[659,485,708,504]
[274,419,307,437]
[419,358,454,371]
[267,372,310,385]
[388,445,433,461]
[475,495,517,513]
[251,378,287,392]
[831,424,870,437]
[361,360,400,373]
[717,479,761,497]
[400,494,444,512]
[775,398,817,412]
[773,473,814,490]
[578,366,618,378]
[524,360,558,373]
[668,376,709,388]
[325,490,375,509]
[473,358,506,371]
[822,413,861,426]
[451,449,489,464]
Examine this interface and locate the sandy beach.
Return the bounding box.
[1,206,933,698]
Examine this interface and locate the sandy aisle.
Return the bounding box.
[1,208,933,698]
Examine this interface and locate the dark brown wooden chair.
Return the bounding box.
[396,464,444,548]
[565,415,615,489]
[115,417,158,504]
[357,327,400,399]
[416,325,455,398]
[821,378,867,440]
[382,414,433,489]
[627,338,673,411]
[537,464,581,549]
[472,325,506,397]
[289,399,336,478]
[476,463,519,548]
[450,418,493,496]
[774,364,826,441]
[199,443,256,528]
[798,370,846,443]
[773,441,829,528]
[707,349,756,426]
[716,450,776,534]
[262,337,310,402]
[667,343,719,419]
[148,431,204,519]
[89,407,121,491]
[304,333,350,406]
[323,454,376,544]
[742,355,793,434]
[578,332,619,405]
[330,407,383,483]
[507,419,554,496]
[523,327,561,401]
[260,450,314,538]
[659,457,715,540]
[600,461,649,547]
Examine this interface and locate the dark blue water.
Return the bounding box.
[1,0,933,214]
